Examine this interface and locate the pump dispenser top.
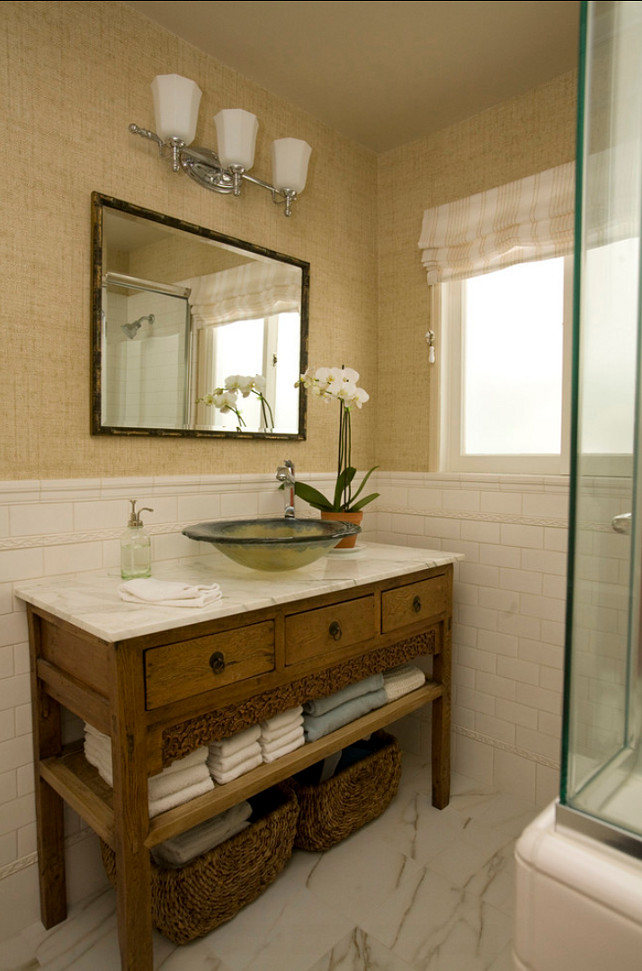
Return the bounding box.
[120,499,154,579]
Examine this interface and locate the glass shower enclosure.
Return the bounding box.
[559,0,642,855]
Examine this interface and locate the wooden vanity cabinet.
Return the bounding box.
[26,562,453,970]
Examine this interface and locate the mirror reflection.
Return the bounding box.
[91,193,309,438]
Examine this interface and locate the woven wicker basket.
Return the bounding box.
[288,730,402,851]
[100,784,299,945]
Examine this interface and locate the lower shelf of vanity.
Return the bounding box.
[40,681,441,850]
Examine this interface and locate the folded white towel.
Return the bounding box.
[148,762,213,802]
[149,777,214,818]
[261,733,305,764]
[118,578,223,608]
[156,747,209,774]
[383,664,426,702]
[151,801,252,867]
[209,750,263,785]
[208,724,261,758]
[84,725,213,816]
[260,715,304,744]
[207,740,262,773]
[84,739,113,786]
[259,706,303,734]
[260,725,304,756]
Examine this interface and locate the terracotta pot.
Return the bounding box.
[320,510,363,549]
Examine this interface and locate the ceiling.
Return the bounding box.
[124,1,581,153]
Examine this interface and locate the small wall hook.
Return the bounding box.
[425,330,436,364]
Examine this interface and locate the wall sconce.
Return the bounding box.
[129,74,312,217]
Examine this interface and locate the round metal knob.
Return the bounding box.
[329,620,342,641]
[413,595,422,613]
[209,651,226,674]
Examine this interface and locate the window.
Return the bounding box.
[439,256,574,474]
[417,161,576,475]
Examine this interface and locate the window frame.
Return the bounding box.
[438,255,574,475]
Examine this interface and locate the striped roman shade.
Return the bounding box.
[181,260,302,328]
[418,162,575,285]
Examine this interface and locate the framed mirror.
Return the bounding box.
[91,193,309,438]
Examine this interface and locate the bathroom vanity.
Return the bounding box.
[17,543,458,970]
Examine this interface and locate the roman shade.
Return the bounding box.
[182,261,302,328]
[418,162,575,284]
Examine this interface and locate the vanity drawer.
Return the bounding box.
[285,595,375,665]
[144,621,275,709]
[381,575,448,633]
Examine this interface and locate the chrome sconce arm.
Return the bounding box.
[129,75,311,218]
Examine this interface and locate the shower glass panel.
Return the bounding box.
[559,0,642,851]
[102,276,191,430]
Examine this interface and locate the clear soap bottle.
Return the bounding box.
[120,499,153,580]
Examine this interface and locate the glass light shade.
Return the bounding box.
[271,138,312,193]
[151,74,201,145]
[214,109,259,170]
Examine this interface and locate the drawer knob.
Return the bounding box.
[412,595,422,613]
[209,651,226,674]
[328,620,342,641]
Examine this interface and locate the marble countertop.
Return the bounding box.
[15,542,462,642]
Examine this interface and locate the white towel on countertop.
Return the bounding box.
[383,664,426,702]
[207,740,262,774]
[118,577,222,608]
[151,801,252,867]
[259,706,303,735]
[261,732,305,764]
[208,750,263,785]
[208,724,261,759]
[260,725,304,756]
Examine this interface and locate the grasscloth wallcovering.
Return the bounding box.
[375,71,578,471]
[0,1,377,480]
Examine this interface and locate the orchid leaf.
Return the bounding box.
[333,466,356,509]
[348,492,380,512]
[292,481,334,511]
[347,465,378,506]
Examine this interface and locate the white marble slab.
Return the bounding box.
[14,543,461,642]
[0,770,534,971]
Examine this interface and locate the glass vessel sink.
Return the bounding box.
[182,518,361,571]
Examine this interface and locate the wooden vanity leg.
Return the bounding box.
[28,611,67,928]
[111,646,153,971]
[431,615,452,809]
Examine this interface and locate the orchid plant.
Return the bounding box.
[198,374,274,431]
[294,365,379,513]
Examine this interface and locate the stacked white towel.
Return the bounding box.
[383,663,426,702]
[83,724,214,817]
[259,706,304,763]
[151,800,252,867]
[207,724,262,784]
[118,577,223,608]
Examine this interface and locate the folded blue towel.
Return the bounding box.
[303,687,388,741]
[303,673,385,717]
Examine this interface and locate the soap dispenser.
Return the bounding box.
[120,499,153,580]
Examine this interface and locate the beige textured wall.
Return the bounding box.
[375,71,578,471]
[0,1,377,480]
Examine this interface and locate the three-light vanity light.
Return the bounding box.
[129,74,312,217]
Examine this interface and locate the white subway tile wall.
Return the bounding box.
[0,470,570,931]
[376,471,569,811]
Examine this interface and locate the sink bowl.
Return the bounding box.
[182,518,361,571]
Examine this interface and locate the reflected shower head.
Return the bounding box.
[121,314,155,340]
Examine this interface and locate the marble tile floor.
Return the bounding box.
[1,758,540,971]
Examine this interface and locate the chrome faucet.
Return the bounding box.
[276,460,296,518]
